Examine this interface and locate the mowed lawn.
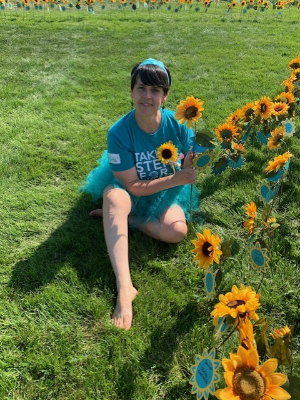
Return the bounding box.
[0,7,300,399]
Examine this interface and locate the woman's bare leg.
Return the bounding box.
[102,186,138,330]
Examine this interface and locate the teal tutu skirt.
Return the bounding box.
[80,151,200,225]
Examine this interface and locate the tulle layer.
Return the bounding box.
[80,151,201,224]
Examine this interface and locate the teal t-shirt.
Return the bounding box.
[107,108,194,180]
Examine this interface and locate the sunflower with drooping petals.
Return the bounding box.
[265,151,293,174]
[175,96,204,129]
[281,78,294,93]
[267,126,286,150]
[226,109,243,125]
[232,142,245,153]
[211,284,260,326]
[215,346,291,400]
[156,141,178,165]
[243,218,255,235]
[245,201,257,219]
[290,68,300,83]
[191,228,222,270]
[238,315,255,349]
[271,325,291,340]
[215,123,239,143]
[253,96,274,120]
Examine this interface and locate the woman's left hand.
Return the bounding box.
[182,150,195,169]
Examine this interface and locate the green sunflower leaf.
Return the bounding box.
[195,128,216,148]
[269,338,293,367]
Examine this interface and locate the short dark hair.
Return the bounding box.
[131,62,171,94]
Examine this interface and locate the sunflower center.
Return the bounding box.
[260,104,267,113]
[185,106,198,119]
[233,367,265,400]
[227,300,246,308]
[220,129,233,140]
[202,241,212,257]
[161,149,172,160]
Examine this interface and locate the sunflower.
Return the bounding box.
[272,101,289,117]
[271,325,291,340]
[281,78,294,93]
[175,96,204,129]
[240,102,255,122]
[288,56,300,70]
[215,123,239,142]
[191,228,222,270]
[226,109,242,125]
[290,68,300,83]
[238,316,255,350]
[265,151,293,174]
[215,346,291,400]
[253,96,274,120]
[275,91,295,105]
[232,142,245,153]
[211,284,260,326]
[156,141,178,165]
[240,0,246,6]
[267,126,285,150]
[232,0,237,6]
[243,218,255,235]
[245,201,257,219]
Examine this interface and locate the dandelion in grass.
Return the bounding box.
[215,123,239,143]
[215,346,291,400]
[156,141,178,169]
[211,284,260,326]
[265,151,293,174]
[175,95,204,129]
[271,325,291,340]
[253,96,274,120]
[267,126,286,150]
[191,228,222,270]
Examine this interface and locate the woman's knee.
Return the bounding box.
[103,186,132,214]
[163,220,188,243]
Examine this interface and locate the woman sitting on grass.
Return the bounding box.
[81,58,199,330]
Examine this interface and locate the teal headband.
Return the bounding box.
[138,58,170,84]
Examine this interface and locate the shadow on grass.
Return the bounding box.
[8,195,184,294]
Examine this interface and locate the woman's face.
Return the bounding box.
[131,76,168,117]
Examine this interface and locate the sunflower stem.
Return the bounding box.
[189,122,197,233]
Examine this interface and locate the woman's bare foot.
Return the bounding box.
[89,209,103,217]
[111,286,138,330]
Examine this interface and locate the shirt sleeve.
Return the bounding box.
[107,128,135,172]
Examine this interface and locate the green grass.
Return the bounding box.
[1,8,300,399]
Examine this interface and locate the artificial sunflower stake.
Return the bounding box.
[175,95,204,229]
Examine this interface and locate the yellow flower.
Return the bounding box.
[175,96,204,129]
[232,142,245,153]
[290,68,300,83]
[211,284,260,326]
[226,109,242,125]
[288,56,300,70]
[232,0,237,6]
[272,101,289,117]
[275,91,295,105]
[271,325,291,340]
[245,201,257,219]
[253,96,274,120]
[265,151,293,174]
[156,141,178,164]
[215,346,291,400]
[215,123,239,142]
[238,316,255,349]
[191,228,222,270]
[267,126,285,150]
[243,218,255,235]
[240,102,255,122]
[281,78,294,93]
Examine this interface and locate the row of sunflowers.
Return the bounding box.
[1,0,300,12]
[167,53,299,399]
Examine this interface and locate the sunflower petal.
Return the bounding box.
[265,373,287,386]
[258,358,278,376]
[265,386,291,400]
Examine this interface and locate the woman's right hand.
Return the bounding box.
[172,168,197,186]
